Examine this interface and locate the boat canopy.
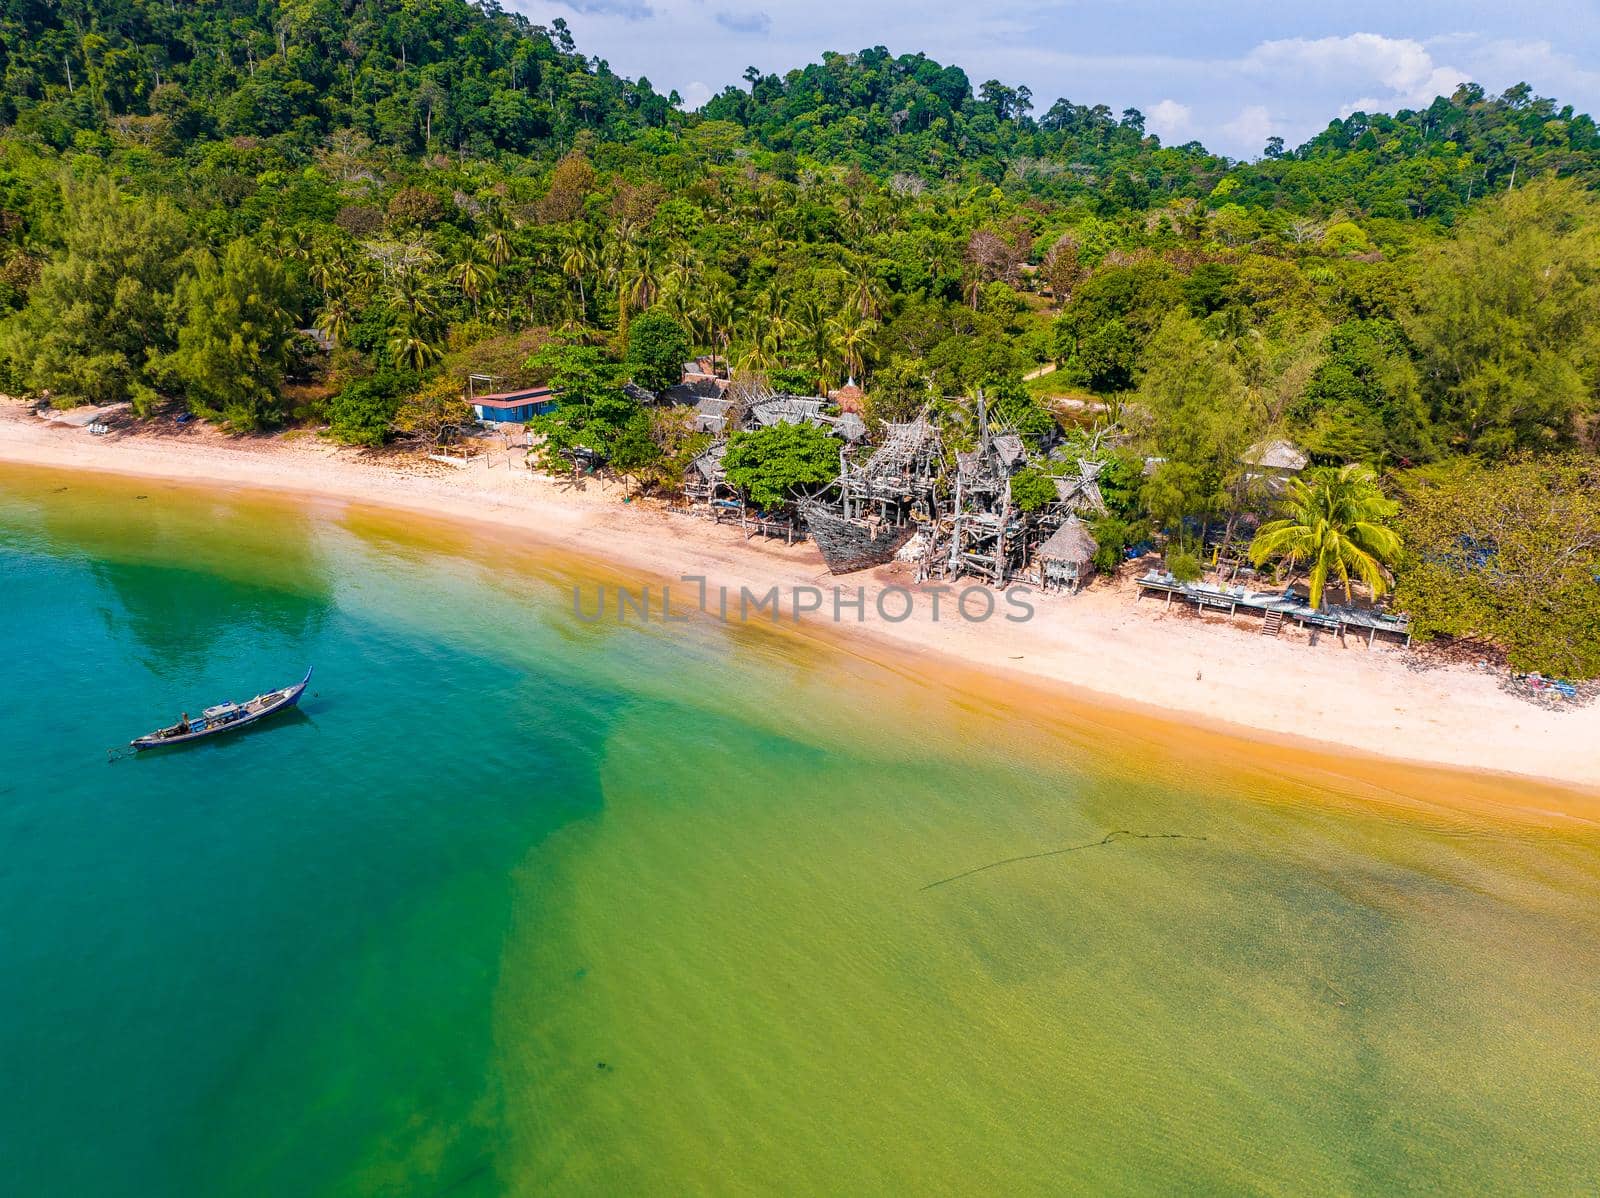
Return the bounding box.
[203,702,242,720]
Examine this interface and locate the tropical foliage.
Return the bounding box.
[0,0,1596,669]
[1248,465,1403,609]
[1392,457,1600,677]
[723,422,840,510]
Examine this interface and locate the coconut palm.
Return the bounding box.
[388,269,439,322]
[790,294,834,393]
[693,285,735,362]
[662,240,702,293]
[604,220,641,341]
[659,283,695,337]
[305,250,341,299]
[554,286,586,333]
[388,315,443,372]
[449,250,494,315]
[622,238,664,320]
[1248,464,1402,609]
[559,227,597,315]
[481,206,515,267]
[829,306,875,382]
[847,268,889,323]
[750,280,789,350]
[314,295,353,346]
[483,287,517,331]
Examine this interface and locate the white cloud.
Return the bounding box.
[1146,99,1193,143]
[558,0,656,21]
[1241,33,1465,116]
[680,80,713,110]
[512,3,1600,157]
[1427,36,1600,103]
[1221,104,1274,156]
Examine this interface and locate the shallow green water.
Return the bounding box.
[4,464,1599,1196]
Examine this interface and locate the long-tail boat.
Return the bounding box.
[130,668,312,751]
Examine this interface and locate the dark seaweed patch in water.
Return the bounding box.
[921,829,1208,890]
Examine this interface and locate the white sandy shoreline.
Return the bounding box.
[5,402,1598,797]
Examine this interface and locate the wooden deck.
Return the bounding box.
[1137,573,1411,647]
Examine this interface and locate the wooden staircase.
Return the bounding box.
[1261,609,1284,637]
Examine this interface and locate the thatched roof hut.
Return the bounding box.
[829,379,866,414]
[692,396,738,436]
[1037,516,1098,592]
[684,441,731,505]
[1242,438,1308,473]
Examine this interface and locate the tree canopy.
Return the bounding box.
[1248,464,1402,609]
[156,239,297,429]
[723,421,841,510]
[625,310,691,393]
[1393,457,1600,677]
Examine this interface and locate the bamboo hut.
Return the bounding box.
[1037,517,1098,592]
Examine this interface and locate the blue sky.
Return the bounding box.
[510,0,1600,159]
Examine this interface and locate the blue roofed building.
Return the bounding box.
[471,387,556,424]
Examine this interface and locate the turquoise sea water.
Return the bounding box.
[4,463,1600,1196]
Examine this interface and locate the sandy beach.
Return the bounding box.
[5,400,1597,795]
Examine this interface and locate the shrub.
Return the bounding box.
[1165,548,1203,583]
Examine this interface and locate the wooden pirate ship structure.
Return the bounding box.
[804,411,943,574]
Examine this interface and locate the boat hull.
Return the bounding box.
[803,504,917,575]
[131,669,312,751]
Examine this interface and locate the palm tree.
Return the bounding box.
[791,294,834,393]
[481,211,514,268]
[1248,464,1402,609]
[931,392,982,445]
[693,285,735,363]
[388,269,439,323]
[622,238,664,320]
[829,306,875,383]
[604,219,641,342]
[662,240,701,294]
[388,315,443,372]
[483,287,517,331]
[315,295,353,346]
[559,227,597,317]
[306,250,341,299]
[450,251,494,315]
[554,286,586,334]
[961,270,983,311]
[847,268,889,323]
[750,280,789,350]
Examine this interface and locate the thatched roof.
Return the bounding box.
[829,380,866,414]
[751,396,827,427]
[832,412,868,442]
[991,432,1027,469]
[1037,516,1097,565]
[956,430,1024,487]
[662,377,726,406]
[693,396,737,436]
[687,441,727,480]
[1243,438,1308,472]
